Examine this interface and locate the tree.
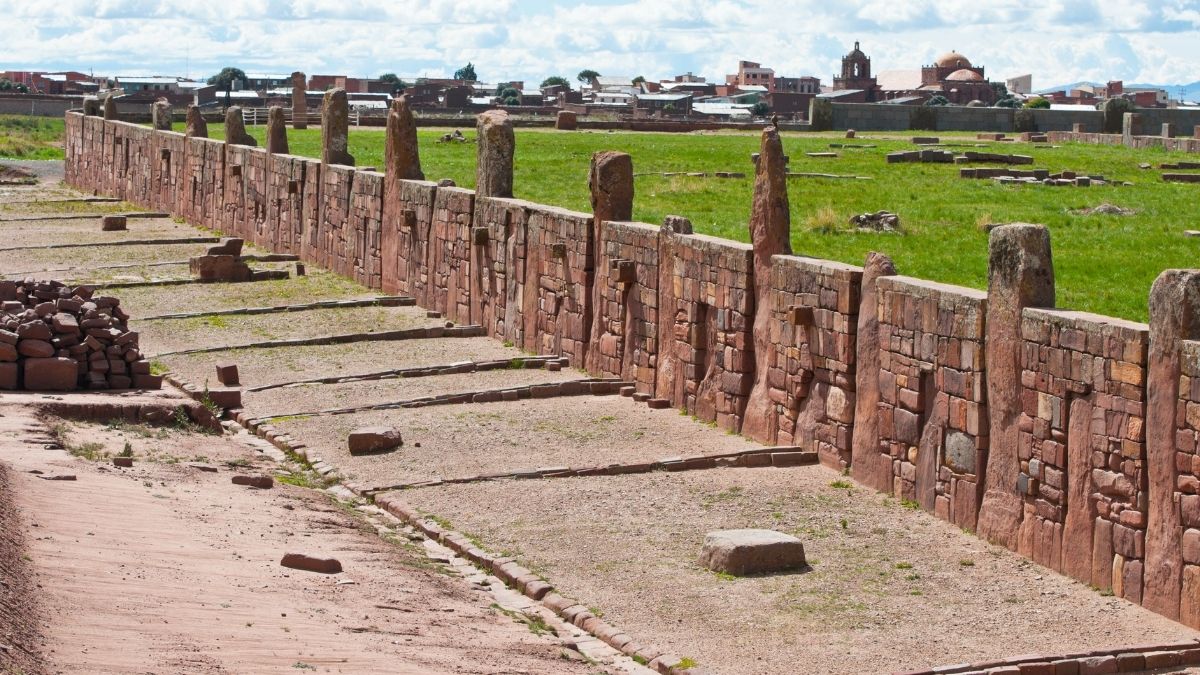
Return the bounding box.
[206,67,247,90]
[925,95,950,107]
[750,101,769,117]
[499,86,520,100]
[540,76,570,90]
[990,81,1009,101]
[0,79,12,91]
[378,73,407,94]
[502,96,520,106]
[577,69,600,84]
[454,62,478,82]
[1024,96,1051,109]
[994,96,1021,108]
[632,75,646,85]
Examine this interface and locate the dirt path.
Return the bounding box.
[0,406,594,675]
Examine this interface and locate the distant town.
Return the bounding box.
[1,42,1194,121]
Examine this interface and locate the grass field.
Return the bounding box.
[205,124,1200,322]
[0,115,65,160]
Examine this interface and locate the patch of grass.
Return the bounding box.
[0,115,64,160]
[490,604,558,637]
[148,360,170,376]
[829,479,853,489]
[291,663,315,671]
[894,562,913,570]
[678,656,699,670]
[712,570,738,581]
[47,421,108,460]
[959,558,976,567]
[632,655,649,666]
[900,499,921,510]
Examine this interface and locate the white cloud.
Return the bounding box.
[0,0,1196,89]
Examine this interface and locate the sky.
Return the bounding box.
[1,0,1199,93]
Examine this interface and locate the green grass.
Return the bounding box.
[210,125,1200,321]
[0,115,64,160]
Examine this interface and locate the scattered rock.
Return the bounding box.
[112,456,133,468]
[1076,203,1136,216]
[850,211,901,232]
[281,552,342,574]
[232,475,273,489]
[698,529,807,576]
[845,129,856,139]
[189,463,219,473]
[101,215,127,231]
[348,426,403,455]
[216,362,240,386]
[37,474,77,481]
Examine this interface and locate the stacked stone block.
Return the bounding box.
[876,276,988,529]
[380,180,436,298]
[422,187,476,326]
[472,197,533,344]
[1018,308,1148,599]
[1176,340,1200,625]
[593,221,660,392]
[764,256,861,467]
[526,206,594,367]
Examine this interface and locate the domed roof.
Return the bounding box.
[936,51,972,69]
[946,68,983,82]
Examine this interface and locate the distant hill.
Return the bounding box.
[1037,80,1200,97]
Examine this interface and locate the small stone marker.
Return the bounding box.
[113,456,133,468]
[698,529,807,576]
[556,110,578,131]
[845,129,856,138]
[348,426,403,455]
[101,215,127,231]
[232,475,273,489]
[207,238,244,256]
[1185,231,1200,238]
[280,553,342,574]
[215,363,240,386]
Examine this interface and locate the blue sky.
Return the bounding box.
[2,0,1198,92]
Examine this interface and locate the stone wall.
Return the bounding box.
[824,102,1200,134]
[62,110,1200,632]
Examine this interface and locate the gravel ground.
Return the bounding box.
[160,336,527,390]
[0,461,45,675]
[0,242,214,280]
[0,159,63,183]
[117,270,378,316]
[0,217,198,250]
[138,304,443,355]
[402,467,1200,675]
[273,396,758,488]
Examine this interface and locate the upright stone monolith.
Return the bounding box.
[82,96,101,116]
[584,151,634,375]
[850,252,897,492]
[224,107,257,147]
[742,127,792,444]
[385,95,423,180]
[185,105,208,139]
[151,99,172,131]
[977,224,1054,550]
[476,110,514,199]
[1143,270,1200,619]
[102,94,117,120]
[266,106,288,154]
[291,71,307,130]
[1123,112,1142,147]
[321,88,353,166]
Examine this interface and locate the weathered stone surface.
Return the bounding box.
[190,255,252,282]
[82,97,101,116]
[17,340,54,358]
[185,104,208,139]
[1143,269,1200,619]
[1061,396,1097,584]
[280,553,342,574]
[291,71,307,130]
[207,238,244,256]
[151,99,172,131]
[385,95,423,181]
[851,252,897,492]
[944,431,976,474]
[23,357,78,391]
[102,94,117,121]
[224,107,257,147]
[698,529,806,575]
[266,106,288,154]
[0,362,17,389]
[232,475,274,489]
[743,127,792,443]
[556,110,578,130]
[476,110,514,199]
[584,150,634,374]
[348,426,403,455]
[101,215,126,231]
[215,363,239,386]
[321,88,353,166]
[979,224,1053,550]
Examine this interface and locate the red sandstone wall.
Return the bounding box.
[60,111,1200,633]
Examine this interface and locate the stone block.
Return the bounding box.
[697,529,807,576]
[348,426,404,455]
[23,357,78,391]
[232,475,274,489]
[280,553,342,574]
[101,215,127,231]
[0,362,16,389]
[205,387,242,409]
[215,362,240,386]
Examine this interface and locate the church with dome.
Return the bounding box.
[831,42,997,105]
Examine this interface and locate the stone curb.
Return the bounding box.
[149,324,485,358]
[139,295,414,321]
[6,253,300,279]
[245,355,570,393]
[896,640,1200,675]
[362,446,818,496]
[373,492,693,675]
[0,235,215,251]
[0,211,172,224]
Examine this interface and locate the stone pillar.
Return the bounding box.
[1143,270,1200,619]
[742,127,792,444]
[584,151,634,375]
[556,110,578,131]
[103,94,117,121]
[1122,112,1142,147]
[291,71,307,130]
[654,216,693,404]
[1071,122,1084,134]
[185,105,208,139]
[224,107,257,147]
[82,96,101,116]
[476,110,514,199]
[1194,125,1200,140]
[385,95,424,181]
[851,252,898,492]
[977,224,1055,550]
[151,99,172,131]
[321,88,354,166]
[1163,123,1177,139]
[266,106,288,154]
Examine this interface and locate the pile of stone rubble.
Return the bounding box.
[0,279,159,391]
